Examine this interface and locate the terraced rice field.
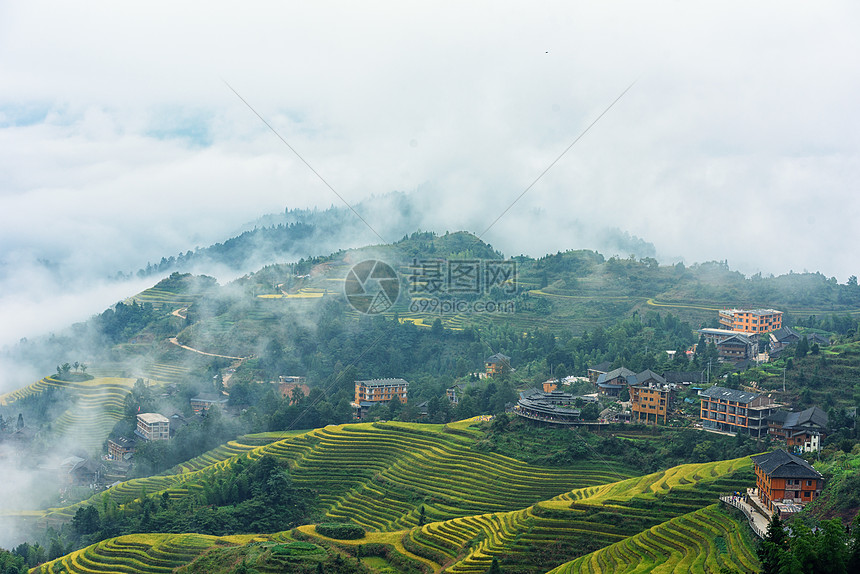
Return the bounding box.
[257,287,328,299]
[136,362,191,384]
[33,421,761,574]
[546,504,760,574]
[41,421,635,529]
[402,456,755,573]
[130,287,202,309]
[253,422,635,531]
[0,376,137,452]
[42,433,287,521]
[32,532,278,574]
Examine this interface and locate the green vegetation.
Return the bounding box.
[315,524,366,540]
[7,228,860,573]
[757,512,860,574]
[478,415,768,472]
[27,455,756,574]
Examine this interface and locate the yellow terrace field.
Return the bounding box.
[546,504,760,574]
[400,455,754,573]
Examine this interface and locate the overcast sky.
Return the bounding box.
[2,1,859,349]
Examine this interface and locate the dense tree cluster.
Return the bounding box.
[66,455,312,549]
[757,513,860,574]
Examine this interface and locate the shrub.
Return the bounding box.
[315,523,365,540]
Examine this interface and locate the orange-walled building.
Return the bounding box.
[751,450,823,514]
[352,378,409,418]
[700,386,779,437]
[631,384,672,425]
[542,381,559,393]
[485,353,511,377]
[719,308,782,334]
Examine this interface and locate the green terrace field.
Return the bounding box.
[32,532,288,574]
[38,421,636,529]
[0,365,193,453]
[546,504,759,574]
[129,286,201,308]
[34,450,760,574]
[0,376,137,452]
[398,456,755,573]
[35,432,287,522]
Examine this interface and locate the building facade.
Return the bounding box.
[190,393,228,414]
[485,353,511,377]
[751,450,823,514]
[135,413,170,441]
[719,308,783,334]
[107,436,136,460]
[352,378,409,418]
[630,384,672,425]
[699,386,779,437]
[768,406,828,452]
[595,367,636,397]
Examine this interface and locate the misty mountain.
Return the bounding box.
[128,191,658,280]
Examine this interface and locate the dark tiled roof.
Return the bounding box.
[597,382,624,389]
[807,333,830,345]
[751,449,822,479]
[700,386,762,404]
[784,406,828,430]
[192,393,227,403]
[596,367,636,385]
[770,327,799,343]
[588,361,612,373]
[634,370,667,385]
[356,378,409,387]
[719,334,754,346]
[768,410,791,424]
[485,353,511,364]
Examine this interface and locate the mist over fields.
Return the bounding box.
[2,1,859,372]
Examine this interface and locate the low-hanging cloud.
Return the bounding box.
[1,0,859,354]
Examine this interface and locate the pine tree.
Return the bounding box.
[757,513,788,574]
[487,557,502,574]
[795,336,809,358]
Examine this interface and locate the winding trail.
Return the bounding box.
[168,306,248,360]
[167,337,246,360]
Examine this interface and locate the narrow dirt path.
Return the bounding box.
[167,337,246,361]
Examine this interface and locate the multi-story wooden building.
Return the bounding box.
[107,436,136,460]
[751,449,823,515]
[595,367,637,397]
[485,353,511,377]
[699,386,779,437]
[587,361,612,384]
[135,413,170,441]
[719,308,783,334]
[352,378,409,419]
[630,382,672,425]
[697,328,757,362]
[768,406,828,452]
[190,393,228,414]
